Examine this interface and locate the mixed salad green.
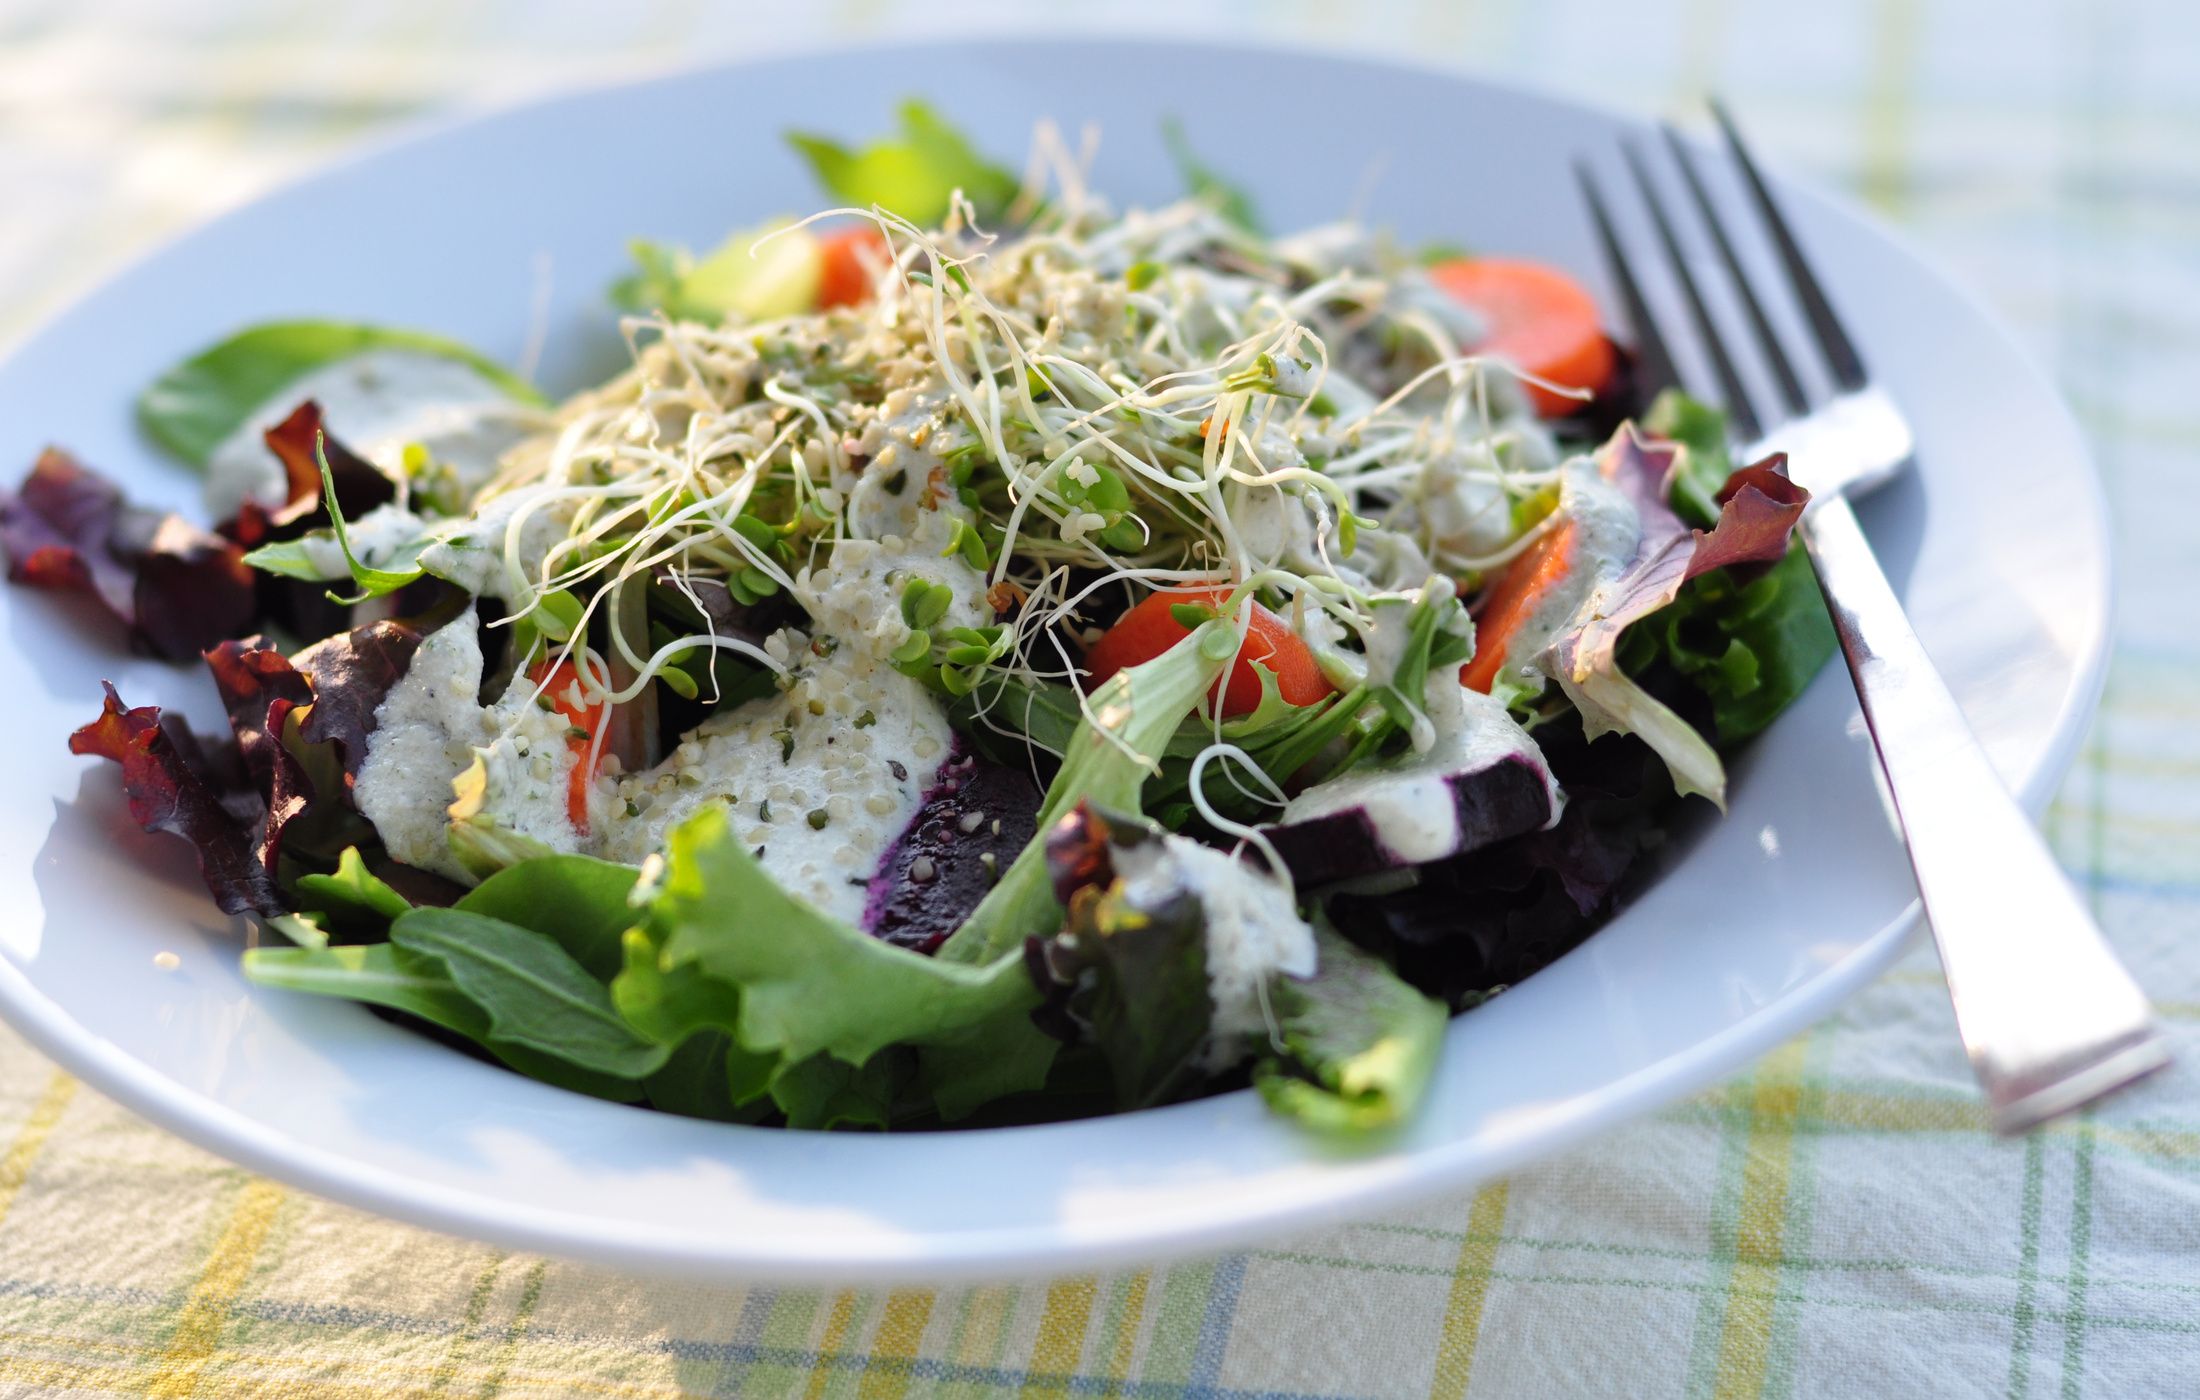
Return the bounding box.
[0,102,1832,1134]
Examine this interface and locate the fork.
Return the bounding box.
[1574,102,2170,1134]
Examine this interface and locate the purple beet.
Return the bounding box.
[862,742,1043,953]
[1260,712,1561,887]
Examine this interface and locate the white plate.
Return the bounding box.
[0,39,2108,1283]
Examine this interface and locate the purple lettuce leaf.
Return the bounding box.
[2,449,256,661]
[68,684,283,916]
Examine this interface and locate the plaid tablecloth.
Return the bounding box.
[3,2,2196,1395]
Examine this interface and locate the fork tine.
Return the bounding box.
[1573,159,1680,407]
[1709,98,1868,389]
[1619,139,1761,442]
[1661,123,1810,416]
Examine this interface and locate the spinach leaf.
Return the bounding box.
[245,942,484,1033]
[292,846,411,941]
[243,941,651,1101]
[388,907,668,1081]
[139,320,540,468]
[454,854,641,982]
[642,1033,776,1124]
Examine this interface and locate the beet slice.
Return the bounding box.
[1261,691,1560,887]
[862,743,1042,954]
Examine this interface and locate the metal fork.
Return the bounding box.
[1576,102,2169,1134]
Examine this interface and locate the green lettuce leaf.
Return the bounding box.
[1644,388,1734,526]
[1253,926,1447,1134]
[1621,545,1835,743]
[938,621,1232,965]
[608,222,824,325]
[1633,390,1836,744]
[138,320,541,469]
[620,804,1055,1123]
[786,99,1019,226]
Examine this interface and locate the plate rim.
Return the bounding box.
[0,33,2113,1282]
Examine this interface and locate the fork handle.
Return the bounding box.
[1797,496,2168,1131]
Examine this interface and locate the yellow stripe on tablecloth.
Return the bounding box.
[1427,1180,1510,1399]
[802,1290,862,1400]
[1710,1040,1808,1400]
[855,1289,936,1400]
[144,1178,286,1399]
[1022,1276,1099,1393]
[0,1071,76,1227]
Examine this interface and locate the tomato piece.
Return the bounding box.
[816,226,890,309]
[1459,520,1580,693]
[1426,257,1615,417]
[1082,587,1332,717]
[529,659,608,833]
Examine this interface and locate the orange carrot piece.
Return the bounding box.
[1460,520,1580,693]
[529,659,607,833]
[1427,257,1615,417]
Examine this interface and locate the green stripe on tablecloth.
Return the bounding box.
[1711,1039,1809,1400]
[1685,1077,1756,1397]
[2007,1133,2049,1397]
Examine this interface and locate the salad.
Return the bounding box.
[0,104,1830,1134]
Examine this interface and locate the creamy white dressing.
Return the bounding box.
[414,483,578,600]
[800,527,988,667]
[1411,446,1515,560]
[203,351,537,519]
[1229,481,1320,569]
[352,610,581,882]
[838,393,955,542]
[1276,663,1562,868]
[1488,456,1643,694]
[1357,578,1465,753]
[298,501,428,576]
[598,633,955,926]
[1112,833,1316,1046]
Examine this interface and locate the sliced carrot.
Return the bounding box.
[1426,257,1615,417]
[529,659,608,833]
[1082,586,1331,718]
[816,226,890,309]
[1460,520,1580,693]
